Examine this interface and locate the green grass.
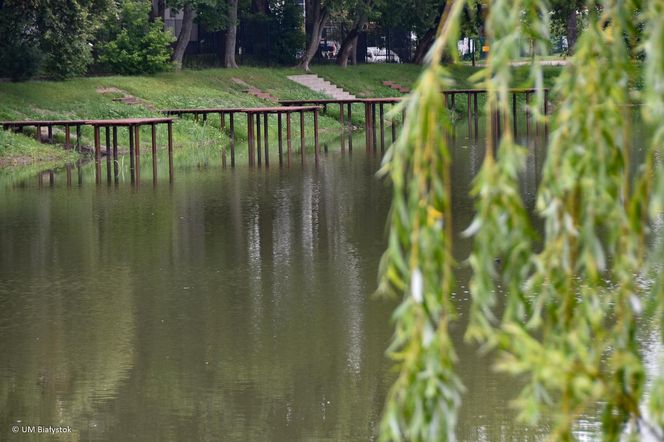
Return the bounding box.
[314,64,486,94]
[0,64,563,172]
[0,67,335,172]
[0,129,78,168]
[314,64,561,97]
[313,64,424,97]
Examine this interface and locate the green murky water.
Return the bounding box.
[0,125,659,441]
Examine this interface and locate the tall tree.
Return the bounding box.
[54,0,117,77]
[270,0,306,64]
[224,0,239,67]
[412,25,436,64]
[169,2,195,69]
[151,0,167,20]
[168,0,229,69]
[297,0,332,71]
[0,1,41,80]
[336,0,371,67]
[550,0,585,53]
[377,0,447,65]
[0,0,114,80]
[251,0,269,14]
[195,0,241,67]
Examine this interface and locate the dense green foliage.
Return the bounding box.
[0,0,109,79]
[379,0,664,441]
[269,0,306,65]
[98,0,174,75]
[0,0,587,80]
[37,0,99,79]
[0,4,42,81]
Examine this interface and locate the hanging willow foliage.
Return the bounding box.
[379,0,664,440]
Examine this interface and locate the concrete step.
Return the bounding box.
[287,74,357,100]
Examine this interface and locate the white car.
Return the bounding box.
[366,47,401,63]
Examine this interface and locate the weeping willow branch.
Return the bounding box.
[379,0,664,440]
[377,1,470,441]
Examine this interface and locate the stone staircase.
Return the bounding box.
[287,74,356,100]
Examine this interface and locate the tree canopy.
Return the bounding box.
[0,0,592,79]
[0,0,115,79]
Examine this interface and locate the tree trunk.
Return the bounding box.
[413,26,436,65]
[216,31,226,64]
[251,0,269,14]
[305,0,315,39]
[160,0,167,19]
[565,6,578,53]
[337,12,368,67]
[152,0,166,21]
[350,41,357,65]
[297,5,329,72]
[224,0,239,68]
[172,4,194,70]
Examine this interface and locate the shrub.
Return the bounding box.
[98,0,174,75]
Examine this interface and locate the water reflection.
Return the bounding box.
[0,140,395,441]
[0,119,659,441]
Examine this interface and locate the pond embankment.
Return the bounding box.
[0,64,561,172]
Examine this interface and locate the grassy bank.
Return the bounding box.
[0,130,79,167]
[0,64,561,171]
[314,64,562,96]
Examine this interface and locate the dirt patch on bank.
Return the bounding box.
[96,87,125,95]
[231,77,277,101]
[96,87,157,111]
[0,156,34,168]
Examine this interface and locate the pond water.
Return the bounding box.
[0,123,659,441]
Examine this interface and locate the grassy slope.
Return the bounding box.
[0,67,333,171]
[313,64,424,98]
[0,130,78,167]
[0,64,562,171]
[314,64,561,97]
